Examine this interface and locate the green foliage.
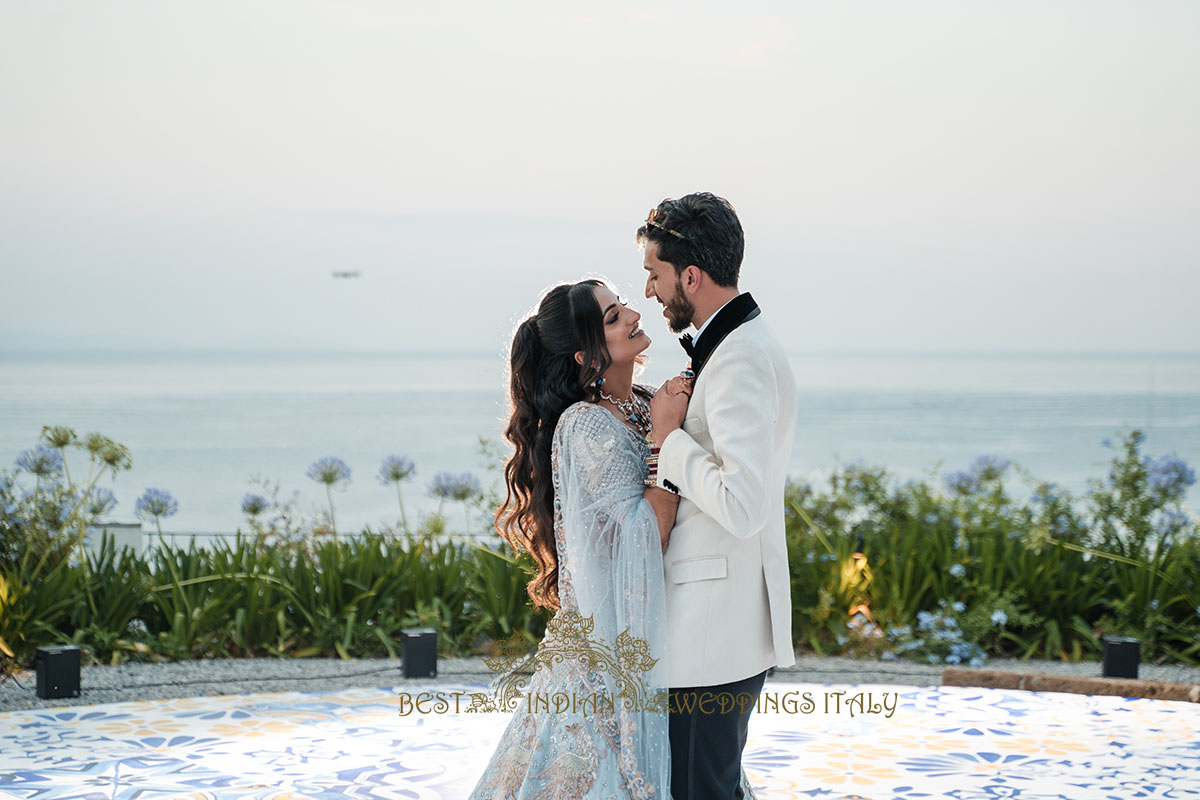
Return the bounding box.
[786,430,1200,665]
[0,517,544,670]
[3,426,1197,672]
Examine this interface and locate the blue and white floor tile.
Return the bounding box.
[1,682,1198,799]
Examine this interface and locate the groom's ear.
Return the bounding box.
[683,265,703,294]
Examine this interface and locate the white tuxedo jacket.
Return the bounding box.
[656,315,798,688]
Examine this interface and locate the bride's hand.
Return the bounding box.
[662,376,693,398]
[651,379,690,440]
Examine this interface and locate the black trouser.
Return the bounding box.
[668,669,767,800]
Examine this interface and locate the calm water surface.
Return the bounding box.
[2,350,1196,535]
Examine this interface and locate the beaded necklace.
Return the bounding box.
[599,388,652,438]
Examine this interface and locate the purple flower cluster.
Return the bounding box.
[14,445,63,478]
[86,487,117,517]
[943,453,1011,493]
[943,471,976,493]
[1143,454,1196,500]
[307,457,352,488]
[1152,509,1192,537]
[970,455,1011,481]
[135,488,179,521]
[377,455,416,486]
[241,493,269,517]
[428,472,481,502]
[887,608,986,667]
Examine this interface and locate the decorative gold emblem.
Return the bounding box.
[467,610,665,713]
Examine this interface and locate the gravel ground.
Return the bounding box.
[3,654,1197,713]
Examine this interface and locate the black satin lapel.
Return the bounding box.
[690,293,761,379]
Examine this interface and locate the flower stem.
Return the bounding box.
[57,446,73,493]
[396,484,409,534]
[326,485,338,542]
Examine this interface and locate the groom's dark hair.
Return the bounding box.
[636,191,744,288]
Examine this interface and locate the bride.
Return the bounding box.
[468,278,687,798]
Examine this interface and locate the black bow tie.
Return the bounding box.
[679,334,695,358]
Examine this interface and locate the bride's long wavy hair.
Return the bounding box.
[497,279,644,610]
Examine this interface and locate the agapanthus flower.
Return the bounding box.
[990,609,1008,626]
[1153,509,1191,537]
[428,472,481,501]
[1143,454,1196,500]
[952,601,966,613]
[377,455,416,486]
[241,493,269,517]
[1030,482,1062,506]
[307,457,351,488]
[969,454,1011,482]
[135,488,179,521]
[15,445,63,478]
[944,471,977,493]
[85,487,117,518]
[40,425,77,450]
[948,563,966,578]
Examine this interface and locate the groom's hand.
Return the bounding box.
[651,380,689,441]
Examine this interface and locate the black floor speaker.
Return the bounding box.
[1102,636,1140,679]
[402,629,438,678]
[36,645,81,699]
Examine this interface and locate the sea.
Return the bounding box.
[2,350,1197,541]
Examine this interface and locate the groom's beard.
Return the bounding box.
[663,282,695,334]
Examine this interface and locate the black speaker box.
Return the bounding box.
[402,628,438,678]
[1102,636,1140,679]
[36,645,81,699]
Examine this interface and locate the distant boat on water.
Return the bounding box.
[332,270,362,279]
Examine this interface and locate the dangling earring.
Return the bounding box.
[595,377,604,389]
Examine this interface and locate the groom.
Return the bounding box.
[643,193,797,799]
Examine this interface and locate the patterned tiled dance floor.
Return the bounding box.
[2,681,1199,799]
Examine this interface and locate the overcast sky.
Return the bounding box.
[1,1,1197,354]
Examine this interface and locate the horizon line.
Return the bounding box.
[2,346,1199,360]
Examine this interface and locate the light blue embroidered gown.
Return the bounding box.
[468,402,671,799]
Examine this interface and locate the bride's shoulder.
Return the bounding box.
[554,401,620,443]
[554,403,626,466]
[557,401,609,429]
